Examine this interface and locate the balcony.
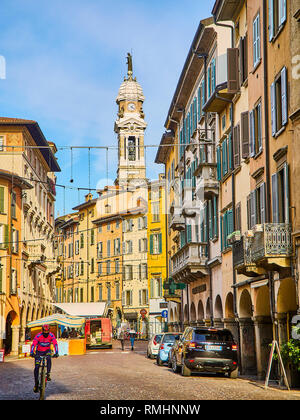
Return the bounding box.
[251,223,293,269]
[169,209,185,231]
[171,242,208,283]
[194,143,219,199]
[232,224,293,277]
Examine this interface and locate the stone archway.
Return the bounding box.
[276,277,297,344]
[4,310,19,355]
[183,304,188,323]
[239,289,257,375]
[214,295,224,328]
[205,298,211,326]
[254,285,273,379]
[197,300,204,325]
[190,302,196,323]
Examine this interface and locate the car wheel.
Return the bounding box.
[181,359,191,377]
[229,367,238,379]
[157,356,163,366]
[172,355,180,373]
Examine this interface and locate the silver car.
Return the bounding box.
[147,333,163,359]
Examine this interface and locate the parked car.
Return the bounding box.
[156,332,182,366]
[147,334,163,359]
[171,327,238,378]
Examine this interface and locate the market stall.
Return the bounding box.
[24,313,86,357]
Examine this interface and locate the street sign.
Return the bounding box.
[140,309,147,319]
[161,310,168,318]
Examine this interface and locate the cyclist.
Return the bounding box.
[30,324,59,393]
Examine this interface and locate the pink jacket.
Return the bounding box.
[30,332,58,354]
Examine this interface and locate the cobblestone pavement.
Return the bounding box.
[1,340,300,400]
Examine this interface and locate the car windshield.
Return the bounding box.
[193,330,233,342]
[163,334,177,343]
[154,335,162,343]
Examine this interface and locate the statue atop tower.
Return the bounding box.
[114,54,147,187]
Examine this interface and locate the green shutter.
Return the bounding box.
[220,216,223,251]
[187,225,192,243]
[0,187,4,213]
[208,200,213,240]
[217,146,221,180]
[228,132,233,170]
[4,224,9,249]
[158,233,162,254]
[213,196,218,238]
[150,234,153,255]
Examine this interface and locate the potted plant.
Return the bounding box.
[278,338,300,388]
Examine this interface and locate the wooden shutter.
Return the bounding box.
[208,200,213,240]
[250,190,256,228]
[228,132,233,170]
[235,202,241,232]
[227,48,239,93]
[281,67,288,126]
[283,162,290,223]
[220,216,223,251]
[198,87,201,120]
[272,173,279,223]
[228,209,234,235]
[149,234,153,255]
[207,66,211,98]
[271,82,277,136]
[213,196,218,238]
[249,110,255,157]
[260,183,266,224]
[241,111,249,158]
[158,233,162,253]
[243,34,248,82]
[239,38,244,87]
[211,58,216,92]
[233,125,240,168]
[269,0,274,41]
[4,224,9,249]
[0,187,4,213]
[217,146,221,180]
[150,278,154,298]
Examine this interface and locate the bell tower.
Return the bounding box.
[114,53,147,187]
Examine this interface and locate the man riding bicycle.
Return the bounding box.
[30,324,59,393]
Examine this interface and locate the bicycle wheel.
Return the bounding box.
[39,367,46,400]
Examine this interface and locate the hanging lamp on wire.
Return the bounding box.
[70,147,74,183]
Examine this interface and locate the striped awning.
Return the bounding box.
[27,313,85,329]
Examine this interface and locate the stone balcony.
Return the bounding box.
[171,242,208,283]
[194,143,219,199]
[169,209,185,231]
[233,224,293,277]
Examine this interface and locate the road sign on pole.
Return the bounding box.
[161,310,168,319]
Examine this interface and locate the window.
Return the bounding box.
[97,242,103,258]
[114,238,121,255]
[11,228,19,253]
[269,0,287,41]
[220,208,234,251]
[115,282,120,300]
[107,284,111,303]
[98,284,103,301]
[90,258,95,274]
[106,260,111,275]
[128,136,136,161]
[107,240,111,257]
[124,265,133,280]
[271,67,288,136]
[0,187,4,213]
[91,286,94,302]
[139,289,148,306]
[0,224,9,249]
[124,290,133,306]
[150,233,162,255]
[272,163,289,223]
[80,261,84,275]
[151,201,160,222]
[219,134,233,178]
[250,101,262,156]
[80,233,84,248]
[139,263,147,279]
[115,259,120,273]
[75,240,79,255]
[10,268,17,295]
[208,197,218,240]
[107,223,111,231]
[150,277,162,298]
[90,229,95,245]
[253,13,261,67]
[239,35,248,85]
[247,183,266,228]
[11,192,17,219]
[207,58,216,98]
[0,136,4,152]
[98,262,102,275]
[139,238,147,252]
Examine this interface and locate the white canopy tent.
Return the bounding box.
[53,302,108,318]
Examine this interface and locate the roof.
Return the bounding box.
[155,130,175,164]
[72,198,97,211]
[212,0,243,22]
[53,302,108,317]
[0,117,61,173]
[0,170,33,189]
[163,18,215,131]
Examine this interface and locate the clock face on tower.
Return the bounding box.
[127,102,136,111]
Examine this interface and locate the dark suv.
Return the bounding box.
[171,327,238,378]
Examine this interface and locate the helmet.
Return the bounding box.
[42,324,50,333]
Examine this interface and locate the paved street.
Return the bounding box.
[1,340,300,401]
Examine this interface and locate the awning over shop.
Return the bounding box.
[53,302,108,318]
[27,313,85,329]
[123,312,138,320]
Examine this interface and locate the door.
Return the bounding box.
[101,318,112,343]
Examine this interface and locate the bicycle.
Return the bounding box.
[35,352,54,400]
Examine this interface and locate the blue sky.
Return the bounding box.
[0,0,215,216]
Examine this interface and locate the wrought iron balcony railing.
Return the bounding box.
[251,223,292,262]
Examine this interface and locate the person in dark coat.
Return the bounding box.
[129,329,136,351]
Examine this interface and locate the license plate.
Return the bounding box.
[206,345,222,351]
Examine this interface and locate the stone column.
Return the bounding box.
[11,325,21,356]
[239,318,257,375]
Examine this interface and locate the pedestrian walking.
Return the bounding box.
[129,329,136,351]
[118,327,125,351]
